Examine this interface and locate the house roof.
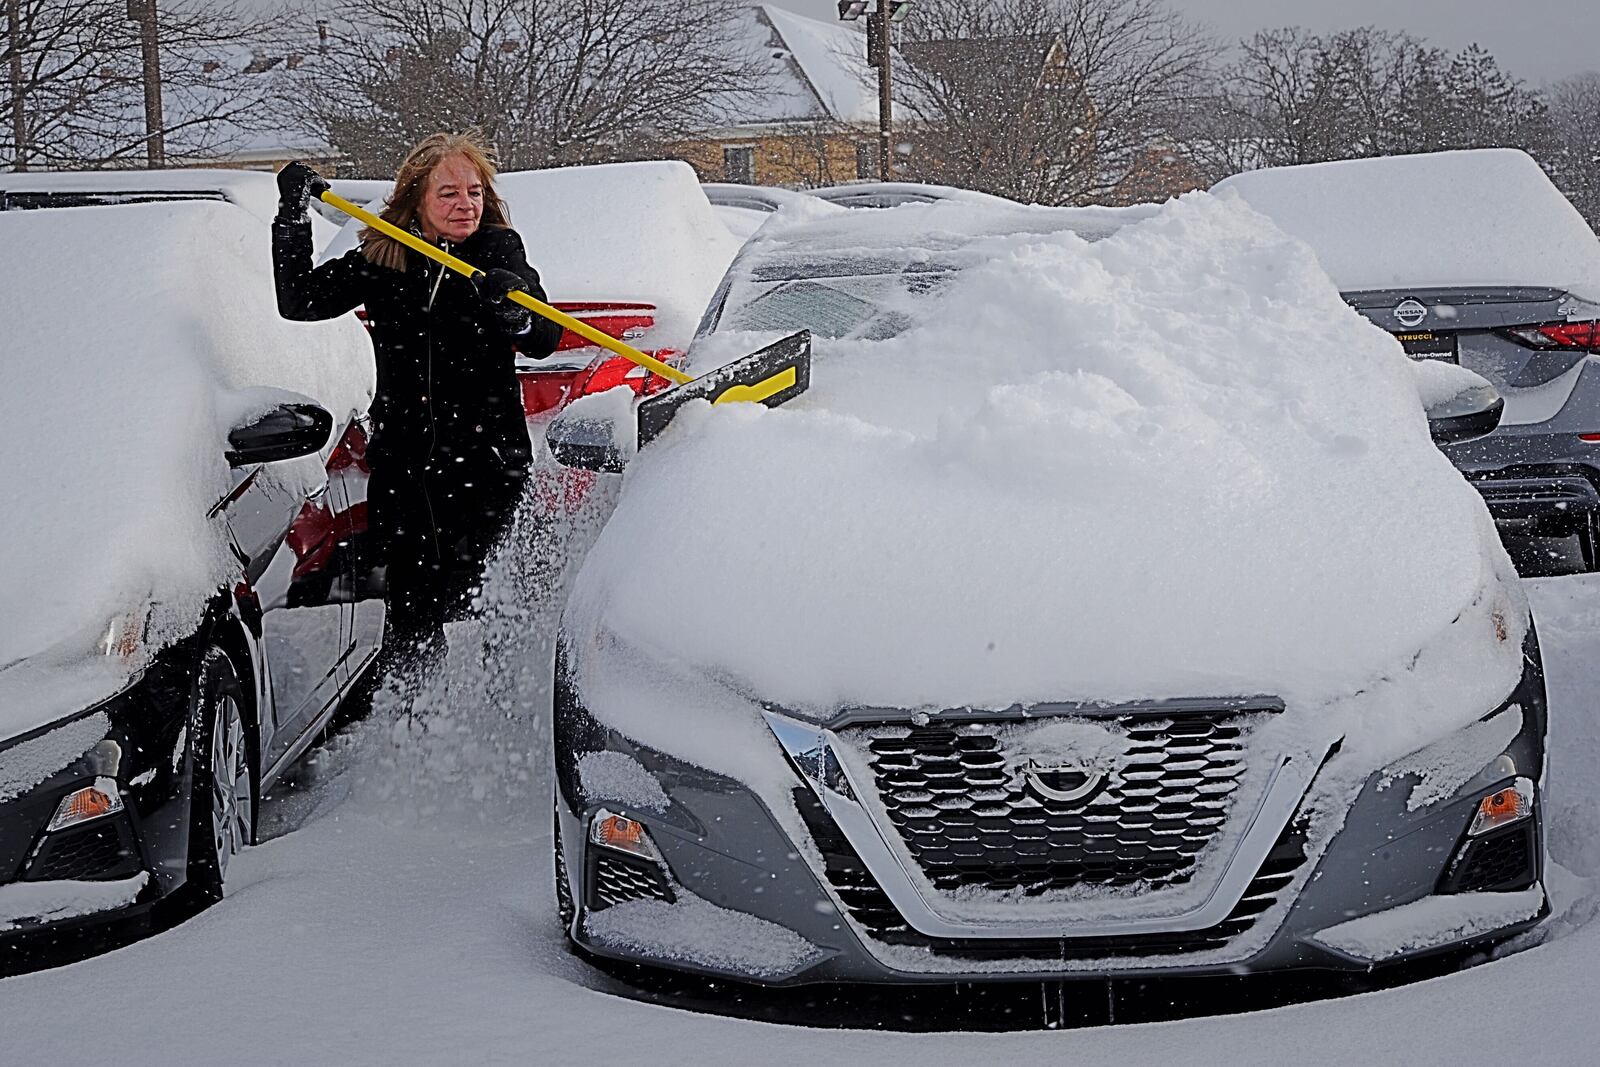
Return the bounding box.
[711,4,906,129]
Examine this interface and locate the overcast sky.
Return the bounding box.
[771,0,1600,85]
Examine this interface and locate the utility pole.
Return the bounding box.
[875,0,891,181]
[7,0,25,170]
[128,0,164,167]
[841,2,911,181]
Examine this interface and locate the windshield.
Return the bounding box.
[706,256,961,342]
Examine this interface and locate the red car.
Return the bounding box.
[516,302,684,517]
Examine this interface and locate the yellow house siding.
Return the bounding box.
[670,131,871,188]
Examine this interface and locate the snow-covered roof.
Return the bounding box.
[710,5,904,129]
[1213,149,1600,298]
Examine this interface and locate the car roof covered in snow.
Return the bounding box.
[0,168,281,224]
[1212,149,1600,299]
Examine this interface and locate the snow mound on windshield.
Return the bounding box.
[495,161,742,344]
[0,201,372,735]
[1212,149,1600,298]
[566,193,1523,736]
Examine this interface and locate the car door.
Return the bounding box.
[223,448,349,771]
[327,415,385,691]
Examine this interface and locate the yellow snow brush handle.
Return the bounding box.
[317,188,693,385]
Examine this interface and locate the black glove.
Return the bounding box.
[276,161,328,221]
[473,268,534,333]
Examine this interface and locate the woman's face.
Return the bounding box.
[418,154,484,243]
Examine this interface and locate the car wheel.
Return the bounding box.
[554,802,575,934]
[188,647,253,903]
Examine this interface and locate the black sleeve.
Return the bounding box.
[271,216,373,321]
[478,227,565,358]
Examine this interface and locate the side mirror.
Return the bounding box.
[1425,383,1503,446]
[226,402,334,466]
[1411,361,1503,446]
[545,391,636,473]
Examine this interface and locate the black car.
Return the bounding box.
[0,402,384,967]
[0,197,384,968]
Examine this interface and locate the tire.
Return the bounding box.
[187,647,254,903]
[554,801,575,935]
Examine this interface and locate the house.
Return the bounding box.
[670,5,908,188]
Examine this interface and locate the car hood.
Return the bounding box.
[563,192,1527,762]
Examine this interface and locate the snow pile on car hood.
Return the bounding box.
[565,193,1525,755]
[1212,149,1600,298]
[0,201,372,737]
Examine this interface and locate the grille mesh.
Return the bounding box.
[846,715,1249,895]
[793,787,1309,960]
[590,853,673,910]
[1443,823,1537,894]
[24,821,139,882]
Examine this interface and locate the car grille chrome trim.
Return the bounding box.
[764,708,1326,940]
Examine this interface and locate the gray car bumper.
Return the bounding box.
[553,650,1548,986]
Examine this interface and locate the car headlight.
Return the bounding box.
[98,605,153,667]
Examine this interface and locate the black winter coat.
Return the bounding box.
[271,218,563,474]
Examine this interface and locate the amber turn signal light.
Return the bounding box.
[46,777,125,833]
[1467,777,1534,837]
[589,809,660,860]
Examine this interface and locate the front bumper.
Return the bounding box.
[554,645,1549,986]
[0,661,198,966]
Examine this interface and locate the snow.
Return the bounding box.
[584,891,827,981]
[0,201,373,740]
[496,162,742,345]
[1409,358,1495,411]
[576,751,670,813]
[0,167,342,249]
[0,569,1597,1059]
[758,5,882,124]
[993,718,1132,776]
[565,193,1524,779]
[1380,705,1525,811]
[0,873,147,931]
[0,712,110,804]
[1312,887,1546,962]
[1212,149,1600,298]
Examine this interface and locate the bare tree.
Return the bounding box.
[294,0,769,176]
[1,0,282,170]
[893,0,1216,205]
[1179,28,1553,185]
[1546,72,1600,228]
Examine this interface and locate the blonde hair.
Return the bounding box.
[360,130,511,271]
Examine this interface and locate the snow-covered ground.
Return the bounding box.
[1,503,1596,1062]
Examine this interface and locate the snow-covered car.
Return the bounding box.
[544,194,1548,986]
[702,182,821,242]
[0,200,380,958]
[0,167,344,250]
[810,180,1021,210]
[1214,149,1600,574]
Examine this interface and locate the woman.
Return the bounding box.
[272,132,563,666]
